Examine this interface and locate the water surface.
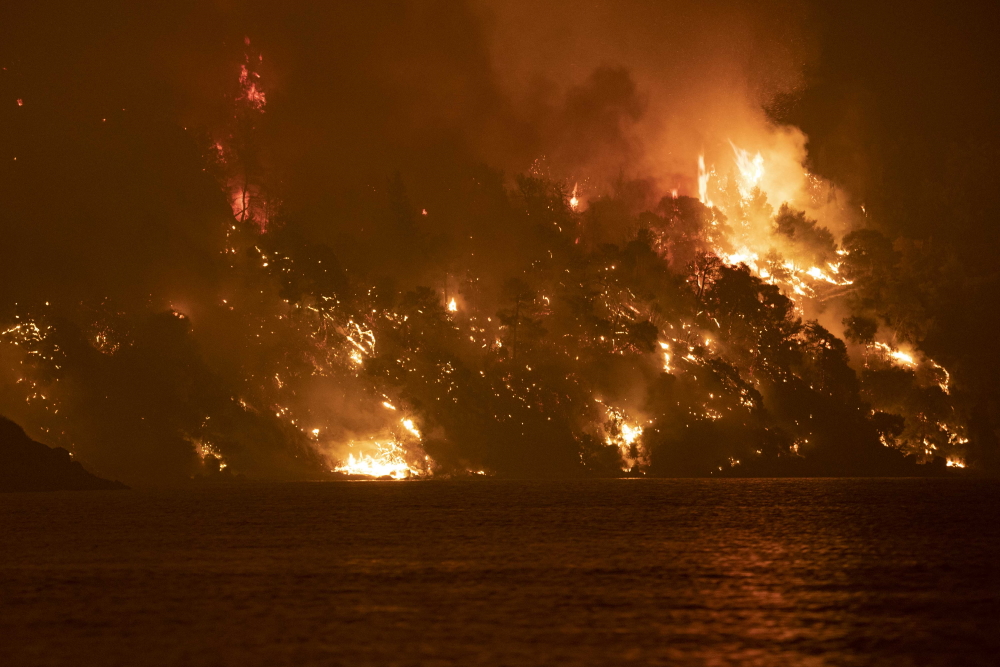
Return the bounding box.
[2,479,998,666]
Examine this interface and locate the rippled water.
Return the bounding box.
[2,479,998,666]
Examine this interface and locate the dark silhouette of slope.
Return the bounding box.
[0,417,127,492]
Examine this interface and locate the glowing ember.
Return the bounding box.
[193,440,228,470]
[447,298,458,312]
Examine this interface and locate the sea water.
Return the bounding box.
[2,479,998,666]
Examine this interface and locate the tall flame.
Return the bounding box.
[697,154,712,208]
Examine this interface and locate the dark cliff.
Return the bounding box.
[0,417,127,492]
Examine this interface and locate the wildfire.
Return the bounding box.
[870,342,917,368]
[401,418,421,439]
[731,142,765,197]
[604,407,646,471]
[697,154,713,208]
[659,341,672,372]
[2,52,973,485]
[334,440,419,479]
[689,143,968,467]
[238,65,266,110]
[343,319,377,365]
[194,440,228,471]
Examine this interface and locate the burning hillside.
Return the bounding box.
[0,4,993,485]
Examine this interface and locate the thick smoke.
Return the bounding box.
[0,1,991,484]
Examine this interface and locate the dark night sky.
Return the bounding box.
[787,1,1000,251]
